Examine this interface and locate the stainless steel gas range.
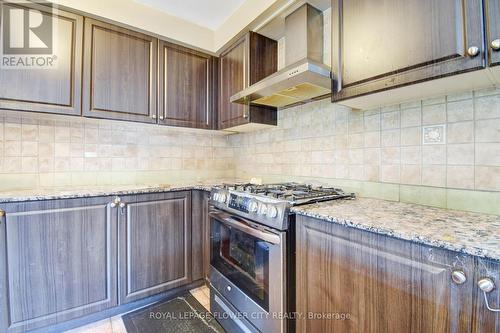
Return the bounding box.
[208,183,354,333]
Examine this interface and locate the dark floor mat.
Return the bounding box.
[122,293,225,333]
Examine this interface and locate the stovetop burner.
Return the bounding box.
[220,182,354,205]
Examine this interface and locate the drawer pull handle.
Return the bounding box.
[478,278,500,312]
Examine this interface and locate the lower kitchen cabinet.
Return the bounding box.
[473,258,500,333]
[118,191,192,304]
[296,215,476,333]
[192,190,211,282]
[0,197,118,333]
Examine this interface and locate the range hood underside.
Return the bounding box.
[230,60,331,108]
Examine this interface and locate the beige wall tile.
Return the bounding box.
[475,95,500,120]
[475,166,500,191]
[401,164,421,185]
[475,143,500,166]
[422,145,446,165]
[422,103,446,125]
[38,157,54,173]
[55,126,71,142]
[447,165,474,189]
[475,118,500,143]
[447,144,474,165]
[349,133,364,148]
[39,125,54,142]
[422,165,446,187]
[381,147,400,164]
[348,113,364,133]
[364,131,380,148]
[4,157,22,173]
[22,157,38,173]
[348,149,364,165]
[401,146,421,165]
[5,141,21,157]
[380,165,400,183]
[54,158,70,172]
[447,91,473,102]
[21,142,38,157]
[364,148,381,165]
[447,121,474,143]
[364,113,381,131]
[447,99,473,122]
[363,165,380,182]
[381,129,401,147]
[22,124,38,141]
[54,143,70,157]
[401,107,421,128]
[381,111,401,130]
[401,127,421,146]
[4,123,21,140]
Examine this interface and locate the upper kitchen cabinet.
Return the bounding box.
[219,32,278,131]
[0,2,83,115]
[158,41,216,129]
[331,0,486,104]
[82,18,157,123]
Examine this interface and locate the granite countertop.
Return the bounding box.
[292,197,500,261]
[0,181,232,203]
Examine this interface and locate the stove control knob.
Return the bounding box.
[258,204,268,215]
[218,193,227,203]
[248,200,259,213]
[212,193,219,201]
[267,206,279,218]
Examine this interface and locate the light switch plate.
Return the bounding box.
[422,124,446,145]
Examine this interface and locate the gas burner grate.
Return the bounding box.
[220,182,354,205]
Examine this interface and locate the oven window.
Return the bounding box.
[211,218,270,311]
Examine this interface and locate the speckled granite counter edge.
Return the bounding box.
[291,207,500,262]
[0,184,214,203]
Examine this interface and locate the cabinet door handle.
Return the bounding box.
[110,196,121,208]
[467,46,480,57]
[451,270,467,284]
[491,39,500,51]
[478,278,500,312]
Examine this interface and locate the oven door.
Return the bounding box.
[209,208,286,333]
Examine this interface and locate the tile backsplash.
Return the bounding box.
[0,111,234,190]
[228,87,500,214]
[1,87,499,214]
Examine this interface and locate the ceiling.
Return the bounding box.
[134,0,246,30]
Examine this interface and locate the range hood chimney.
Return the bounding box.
[230,4,331,108]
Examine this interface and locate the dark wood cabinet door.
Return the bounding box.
[118,192,192,304]
[219,35,249,129]
[332,0,485,101]
[473,258,500,333]
[0,2,83,115]
[486,0,500,66]
[296,215,475,333]
[0,197,117,333]
[83,18,157,123]
[159,42,215,129]
[191,190,210,282]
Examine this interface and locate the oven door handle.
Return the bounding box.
[209,210,281,245]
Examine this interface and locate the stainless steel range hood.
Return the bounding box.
[230,4,331,108]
